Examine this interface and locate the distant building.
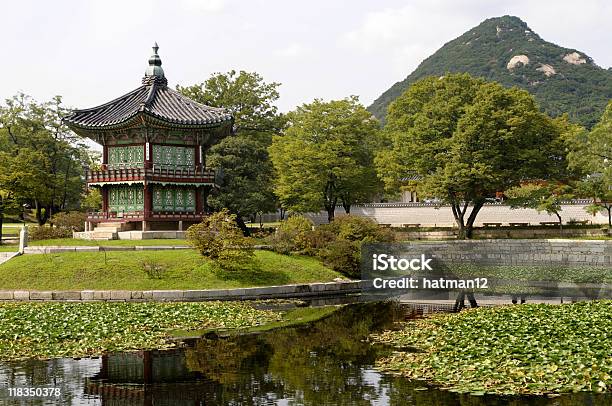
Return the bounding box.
[64,44,233,239]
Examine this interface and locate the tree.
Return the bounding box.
[506,183,574,231]
[177,70,285,143]
[565,101,612,226]
[206,136,276,233]
[376,74,568,238]
[178,71,283,232]
[0,94,95,224]
[269,97,382,222]
[581,176,612,227]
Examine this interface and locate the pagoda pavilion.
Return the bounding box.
[65,44,233,239]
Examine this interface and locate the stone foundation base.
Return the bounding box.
[74,231,186,240]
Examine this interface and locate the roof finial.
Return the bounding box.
[144,42,165,83]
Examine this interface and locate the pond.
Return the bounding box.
[0,302,610,405]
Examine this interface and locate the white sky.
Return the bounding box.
[2,0,611,113]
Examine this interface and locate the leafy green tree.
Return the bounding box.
[376,74,568,238]
[565,101,612,226]
[506,183,574,230]
[177,70,284,139]
[178,71,283,232]
[581,177,612,227]
[0,94,94,225]
[206,136,276,234]
[269,97,381,222]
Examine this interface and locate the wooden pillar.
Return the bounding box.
[194,145,201,170]
[195,186,203,214]
[143,183,151,218]
[144,142,151,169]
[102,146,108,165]
[102,187,109,212]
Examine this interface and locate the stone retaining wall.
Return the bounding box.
[376,239,612,267]
[396,227,610,240]
[23,245,191,254]
[0,281,363,302]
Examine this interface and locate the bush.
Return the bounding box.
[318,239,362,278]
[28,226,72,241]
[186,209,255,269]
[267,216,314,254]
[51,212,87,232]
[265,215,394,278]
[141,260,167,279]
[299,227,337,256]
[326,215,394,243]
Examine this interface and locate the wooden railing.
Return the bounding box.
[87,165,215,184]
[87,210,206,222]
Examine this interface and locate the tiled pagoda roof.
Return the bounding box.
[64,44,233,131]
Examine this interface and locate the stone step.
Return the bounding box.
[87,232,117,240]
[94,227,121,232]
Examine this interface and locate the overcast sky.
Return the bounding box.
[2,0,611,113]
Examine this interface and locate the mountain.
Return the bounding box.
[368,16,612,128]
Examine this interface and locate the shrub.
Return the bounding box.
[28,226,72,241]
[326,215,394,243]
[299,227,337,256]
[51,212,87,231]
[267,215,314,254]
[186,209,255,269]
[141,260,167,279]
[318,239,361,278]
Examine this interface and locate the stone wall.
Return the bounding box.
[260,202,609,227]
[396,227,610,240]
[0,281,363,302]
[373,239,612,267]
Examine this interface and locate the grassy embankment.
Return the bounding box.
[0,238,190,251]
[0,250,342,290]
[0,301,339,360]
[373,301,612,395]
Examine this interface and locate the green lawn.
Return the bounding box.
[0,250,341,290]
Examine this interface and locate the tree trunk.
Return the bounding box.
[326,205,335,223]
[324,177,337,223]
[451,200,468,239]
[606,205,611,228]
[279,207,286,221]
[341,195,351,214]
[451,199,485,240]
[235,216,251,237]
[34,201,50,226]
[555,212,563,235]
[464,200,485,239]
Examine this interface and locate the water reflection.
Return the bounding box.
[0,302,611,405]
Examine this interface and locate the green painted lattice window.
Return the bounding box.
[108,186,144,213]
[152,145,195,169]
[108,146,144,168]
[152,187,196,212]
